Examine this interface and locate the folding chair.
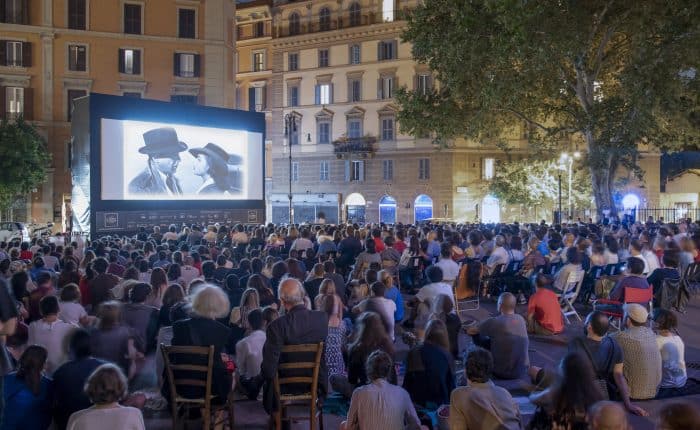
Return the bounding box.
[556,270,584,323]
[593,287,653,330]
[161,344,235,430]
[273,342,325,430]
[453,260,483,318]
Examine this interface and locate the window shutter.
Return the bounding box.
[77,46,86,70]
[193,54,201,77]
[23,88,33,120]
[413,75,418,91]
[426,75,433,90]
[173,53,180,76]
[329,83,334,104]
[21,42,31,67]
[133,50,141,74]
[359,161,365,182]
[0,3,5,23]
[347,80,352,103]
[377,41,382,61]
[0,43,6,67]
[248,87,255,111]
[262,85,267,110]
[21,0,29,24]
[118,49,125,73]
[0,87,6,119]
[392,40,398,59]
[344,160,350,182]
[377,78,382,99]
[314,84,320,105]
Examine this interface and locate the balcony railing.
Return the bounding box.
[332,135,377,158]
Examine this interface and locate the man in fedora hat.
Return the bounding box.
[129,127,188,195]
[189,142,242,195]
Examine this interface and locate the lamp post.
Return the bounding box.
[557,173,562,224]
[559,151,581,221]
[284,114,297,225]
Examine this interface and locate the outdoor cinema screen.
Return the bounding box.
[100,119,263,201]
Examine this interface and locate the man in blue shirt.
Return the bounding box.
[378,270,404,322]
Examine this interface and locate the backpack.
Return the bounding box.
[655,277,690,313]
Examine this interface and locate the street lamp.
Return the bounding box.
[559,151,581,221]
[284,114,297,225]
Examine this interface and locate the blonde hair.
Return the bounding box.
[191,284,230,319]
[319,278,336,295]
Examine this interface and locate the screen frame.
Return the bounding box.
[88,93,266,225]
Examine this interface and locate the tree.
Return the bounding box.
[0,118,51,217]
[397,0,700,217]
[488,158,592,212]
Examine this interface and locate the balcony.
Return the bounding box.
[332,135,377,159]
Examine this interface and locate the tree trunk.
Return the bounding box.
[590,162,617,221]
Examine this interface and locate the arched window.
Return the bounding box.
[345,193,366,223]
[379,195,397,224]
[414,194,433,222]
[319,7,331,31]
[349,2,361,27]
[289,12,300,35]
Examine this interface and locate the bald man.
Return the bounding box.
[589,401,629,430]
[260,278,328,413]
[466,292,530,379]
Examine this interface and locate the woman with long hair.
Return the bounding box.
[1,345,53,430]
[403,319,454,407]
[246,274,277,308]
[166,263,185,289]
[58,260,81,290]
[229,288,260,335]
[146,267,167,308]
[158,284,185,328]
[285,258,306,282]
[529,352,605,430]
[320,293,347,382]
[89,302,140,375]
[330,311,395,399]
[79,250,96,273]
[269,261,288,296]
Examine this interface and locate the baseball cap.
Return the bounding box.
[623,303,648,324]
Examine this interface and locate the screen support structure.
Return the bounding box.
[284,114,297,225]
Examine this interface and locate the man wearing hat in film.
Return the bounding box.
[129,127,188,195]
[189,142,243,195]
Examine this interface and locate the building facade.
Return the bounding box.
[261,0,661,224]
[1,0,236,228]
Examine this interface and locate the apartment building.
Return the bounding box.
[258,0,661,224]
[0,0,236,227]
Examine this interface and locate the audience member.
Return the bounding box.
[235,308,266,400]
[260,278,328,413]
[449,347,521,430]
[58,284,89,326]
[588,401,629,430]
[28,295,76,375]
[526,274,564,335]
[657,400,700,430]
[1,345,53,430]
[66,363,145,430]
[652,309,688,397]
[342,350,422,430]
[611,304,662,400]
[467,292,529,379]
[52,330,106,430]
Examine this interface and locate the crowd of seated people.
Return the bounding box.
[0,217,697,429]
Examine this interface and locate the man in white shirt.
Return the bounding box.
[28,295,78,375]
[486,235,511,274]
[641,246,660,275]
[161,224,179,242]
[180,255,201,286]
[628,240,650,275]
[291,229,314,252]
[415,266,454,306]
[435,242,459,283]
[236,309,267,400]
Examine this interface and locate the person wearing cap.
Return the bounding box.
[189,142,242,195]
[129,127,188,195]
[526,273,563,335]
[611,303,662,400]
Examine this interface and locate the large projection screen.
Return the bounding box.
[100,119,263,201]
[70,93,266,236]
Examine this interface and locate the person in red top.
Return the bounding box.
[372,229,385,253]
[393,231,407,254]
[526,273,564,335]
[19,242,33,260]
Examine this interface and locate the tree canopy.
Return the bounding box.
[397,0,700,217]
[0,118,51,213]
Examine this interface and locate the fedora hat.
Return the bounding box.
[189,143,243,172]
[138,127,188,156]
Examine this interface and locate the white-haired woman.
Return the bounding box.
[168,284,232,403]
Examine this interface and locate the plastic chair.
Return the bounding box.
[273,342,325,430]
[161,344,235,430]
